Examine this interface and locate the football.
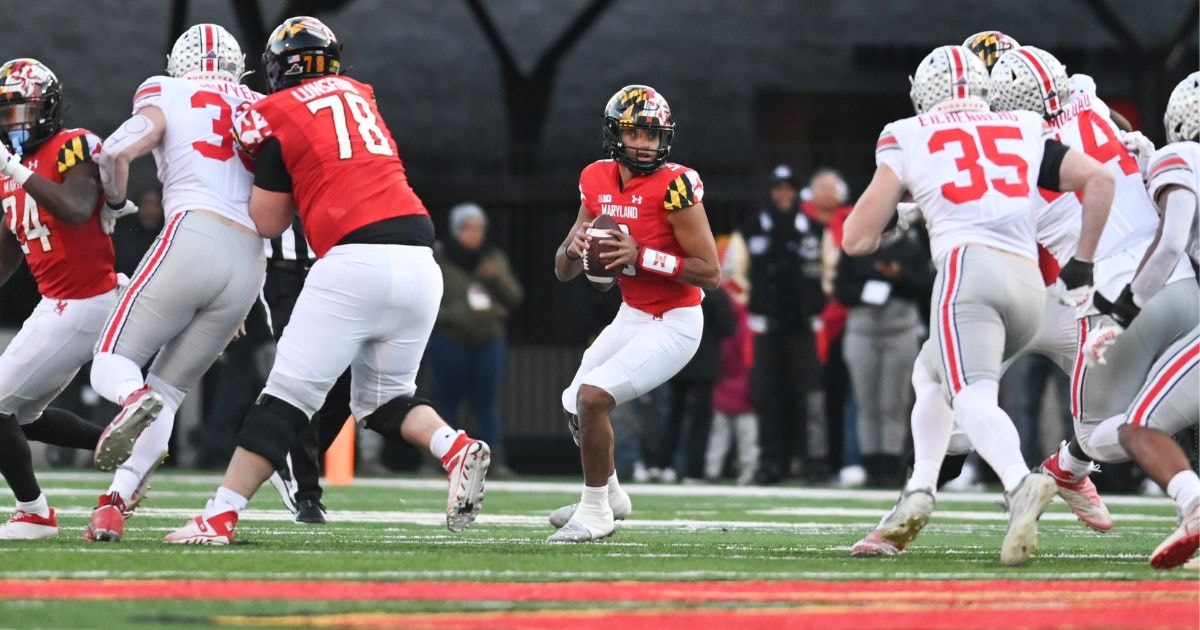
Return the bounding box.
[583,213,620,290]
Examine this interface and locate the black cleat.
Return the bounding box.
[294,499,327,524]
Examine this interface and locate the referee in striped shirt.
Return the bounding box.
[263,216,352,524]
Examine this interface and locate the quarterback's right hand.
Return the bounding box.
[100,199,139,235]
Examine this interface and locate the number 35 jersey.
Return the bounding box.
[875,105,1047,263]
[0,128,116,299]
[130,75,262,230]
[232,75,429,258]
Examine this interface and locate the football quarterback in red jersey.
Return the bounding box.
[165,17,490,545]
[549,85,720,542]
[0,58,134,540]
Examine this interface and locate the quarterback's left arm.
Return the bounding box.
[98,107,166,206]
[842,164,903,256]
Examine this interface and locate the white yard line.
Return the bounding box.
[27,472,1178,507]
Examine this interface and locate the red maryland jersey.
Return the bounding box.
[233,75,428,258]
[0,129,116,299]
[579,159,704,316]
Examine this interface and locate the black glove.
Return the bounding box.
[1093,284,1141,329]
[1057,257,1094,290]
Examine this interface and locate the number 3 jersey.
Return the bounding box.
[232,75,429,258]
[130,76,262,230]
[578,159,704,317]
[0,128,116,299]
[875,104,1047,263]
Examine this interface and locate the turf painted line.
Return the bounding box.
[28,472,1177,507]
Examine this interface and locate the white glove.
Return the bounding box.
[1121,130,1155,180]
[1081,315,1124,367]
[896,202,923,230]
[100,199,139,235]
[0,142,32,185]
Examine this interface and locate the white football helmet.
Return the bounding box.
[988,45,1069,120]
[1164,71,1200,143]
[166,23,244,81]
[909,45,990,114]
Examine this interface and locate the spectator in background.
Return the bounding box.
[836,224,933,487]
[428,203,523,477]
[651,283,735,482]
[111,189,163,276]
[729,165,827,484]
[705,266,759,485]
[802,168,858,485]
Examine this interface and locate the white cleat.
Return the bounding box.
[546,516,615,543]
[1000,472,1057,566]
[549,488,632,529]
[268,455,299,516]
[1150,500,1199,570]
[869,487,936,553]
[442,434,490,533]
[0,509,58,540]
[94,386,163,472]
[163,507,238,545]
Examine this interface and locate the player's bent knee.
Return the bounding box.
[362,395,435,437]
[576,385,614,417]
[235,394,310,471]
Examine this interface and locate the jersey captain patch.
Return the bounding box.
[663,170,703,211]
[56,134,97,174]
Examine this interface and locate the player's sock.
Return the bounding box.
[1055,440,1091,478]
[22,408,102,450]
[1167,470,1200,513]
[607,471,625,501]
[574,483,613,530]
[90,352,146,405]
[207,487,249,518]
[109,398,178,502]
[906,362,954,492]
[0,413,41,503]
[15,493,50,519]
[952,380,1028,493]
[428,426,460,460]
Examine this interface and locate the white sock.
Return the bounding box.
[952,380,1029,493]
[109,398,177,501]
[575,484,613,523]
[905,362,954,493]
[16,493,49,518]
[90,352,146,405]
[607,472,623,499]
[1056,441,1091,478]
[428,427,461,460]
[1167,470,1200,513]
[206,487,248,518]
[109,466,142,504]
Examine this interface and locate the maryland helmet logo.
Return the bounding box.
[963,31,1020,72]
[0,59,55,100]
[613,86,672,128]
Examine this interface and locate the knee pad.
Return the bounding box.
[362,395,434,437]
[235,394,311,471]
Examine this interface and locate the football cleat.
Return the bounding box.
[164,506,238,545]
[1150,500,1200,570]
[295,499,327,525]
[268,457,299,516]
[441,432,490,533]
[0,508,58,540]
[84,492,127,542]
[546,516,615,543]
[1040,452,1112,532]
[850,529,904,557]
[94,386,163,472]
[1000,472,1058,566]
[869,487,936,552]
[549,487,632,529]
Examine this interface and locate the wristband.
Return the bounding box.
[106,199,127,211]
[637,247,682,278]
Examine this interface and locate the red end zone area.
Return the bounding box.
[2,579,1197,629]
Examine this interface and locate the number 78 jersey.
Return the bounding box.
[875,106,1048,263]
[131,76,262,230]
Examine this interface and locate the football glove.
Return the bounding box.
[0,141,32,185]
[1081,316,1123,367]
[1092,284,1141,329]
[1120,130,1155,181]
[1057,257,1094,308]
[100,199,139,235]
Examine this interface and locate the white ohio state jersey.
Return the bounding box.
[1034,92,1158,266]
[875,105,1045,263]
[1146,141,1200,266]
[131,75,262,230]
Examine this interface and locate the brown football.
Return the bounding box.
[583,214,620,290]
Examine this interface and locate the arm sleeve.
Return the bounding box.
[1036,138,1070,191]
[1130,187,1197,302]
[253,138,292,193]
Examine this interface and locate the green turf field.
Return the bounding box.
[0,471,1194,628]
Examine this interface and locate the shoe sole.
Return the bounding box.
[88,528,122,543]
[850,538,902,557]
[1056,490,1114,532]
[1150,531,1200,569]
[546,526,616,543]
[164,536,230,545]
[94,395,164,472]
[446,442,490,533]
[0,526,58,541]
[879,512,929,548]
[1000,475,1057,566]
